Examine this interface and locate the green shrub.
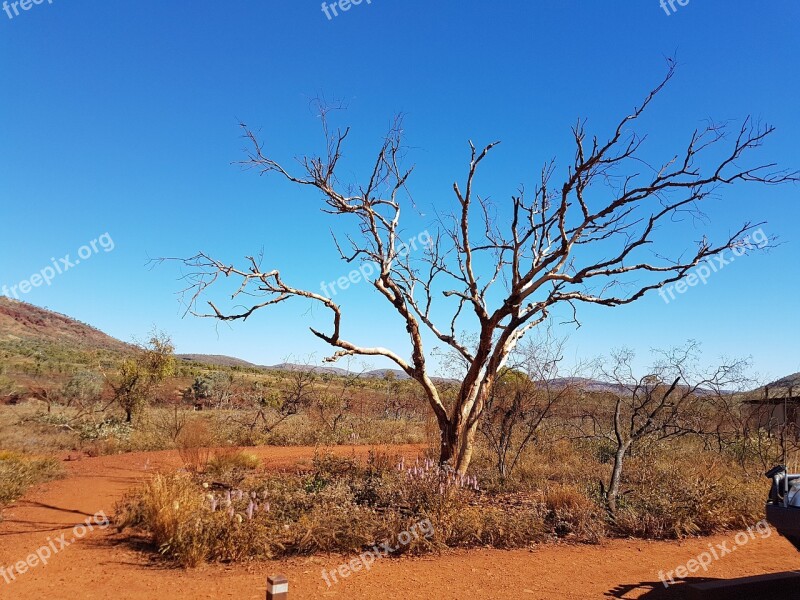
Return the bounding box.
[78,417,133,442]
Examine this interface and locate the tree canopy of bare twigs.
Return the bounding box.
[588,342,752,514]
[168,62,797,473]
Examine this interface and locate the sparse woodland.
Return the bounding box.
[2,67,798,567]
[3,313,799,563]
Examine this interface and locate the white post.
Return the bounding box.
[267,574,289,600]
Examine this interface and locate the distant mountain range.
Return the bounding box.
[1,297,795,394]
[176,353,265,369]
[177,354,411,379]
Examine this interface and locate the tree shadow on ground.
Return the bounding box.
[606,578,701,599]
[607,573,800,599]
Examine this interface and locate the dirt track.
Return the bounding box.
[1,445,799,599]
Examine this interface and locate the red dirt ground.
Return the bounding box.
[1,445,798,599]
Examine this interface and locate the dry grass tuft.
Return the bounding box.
[0,450,63,514]
[613,454,763,539]
[116,451,550,566]
[176,419,214,473]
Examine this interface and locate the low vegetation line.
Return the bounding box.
[115,445,764,567]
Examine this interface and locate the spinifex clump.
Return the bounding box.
[116,451,544,566]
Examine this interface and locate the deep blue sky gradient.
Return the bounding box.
[1,0,798,379]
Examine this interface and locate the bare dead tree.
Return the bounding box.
[311,362,365,434]
[155,399,190,443]
[224,378,294,443]
[279,359,328,413]
[479,330,579,482]
[596,342,750,515]
[168,63,797,474]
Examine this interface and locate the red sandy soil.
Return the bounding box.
[1,445,798,599]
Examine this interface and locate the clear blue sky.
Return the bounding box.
[1,0,798,381]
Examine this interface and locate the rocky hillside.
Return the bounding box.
[0,297,131,353]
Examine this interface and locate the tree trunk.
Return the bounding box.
[431,349,503,473]
[607,445,628,515]
[438,420,478,475]
[455,420,480,475]
[497,450,508,482]
[437,378,491,475]
[439,419,461,468]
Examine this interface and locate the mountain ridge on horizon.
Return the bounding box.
[2,296,794,392]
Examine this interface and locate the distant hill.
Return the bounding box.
[767,373,800,390]
[178,359,451,381]
[362,368,410,380]
[545,377,733,397]
[547,377,629,395]
[176,358,410,379]
[177,356,353,376]
[745,372,800,399]
[177,354,259,369]
[268,362,350,376]
[0,296,131,354]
